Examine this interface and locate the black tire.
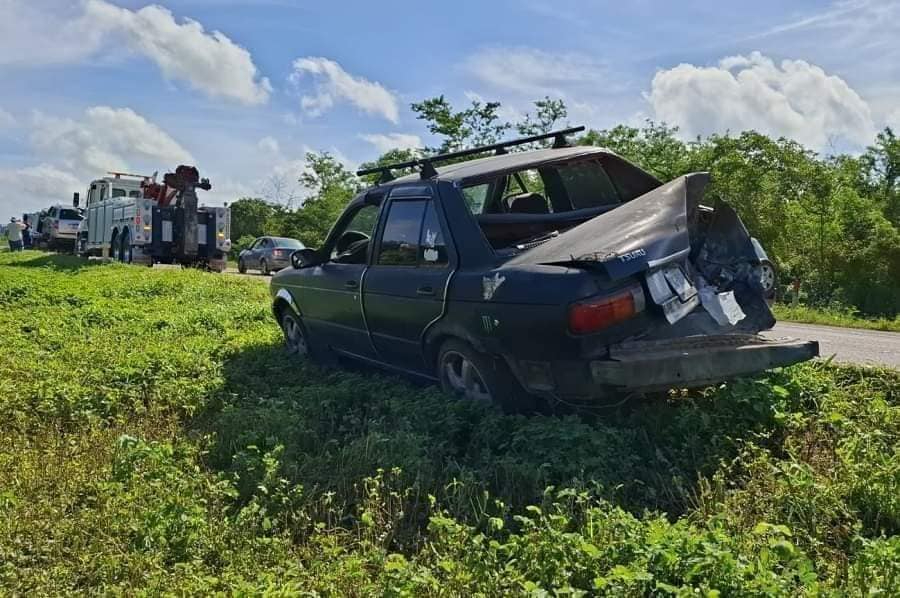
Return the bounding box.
[437,339,535,413]
[280,311,309,358]
[237,258,247,274]
[120,230,132,264]
[261,259,271,276]
[278,308,335,365]
[110,231,119,261]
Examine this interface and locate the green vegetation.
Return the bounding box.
[773,303,900,333]
[1,251,899,594]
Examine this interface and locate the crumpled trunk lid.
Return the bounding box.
[505,173,711,279]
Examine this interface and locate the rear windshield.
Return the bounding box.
[58,209,82,220]
[274,238,304,249]
[460,155,660,251]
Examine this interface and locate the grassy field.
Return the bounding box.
[1,250,899,595]
[772,303,900,333]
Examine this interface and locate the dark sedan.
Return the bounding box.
[238,236,305,275]
[269,127,818,411]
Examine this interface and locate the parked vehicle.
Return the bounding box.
[269,127,818,411]
[76,166,231,270]
[33,205,83,251]
[238,236,305,275]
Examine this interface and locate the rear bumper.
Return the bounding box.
[511,334,818,401]
[590,334,818,392]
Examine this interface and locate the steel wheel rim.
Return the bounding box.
[441,351,491,402]
[283,316,308,356]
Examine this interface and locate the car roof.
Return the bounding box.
[388,145,614,185]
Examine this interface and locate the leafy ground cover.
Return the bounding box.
[1,251,898,595]
[773,303,900,333]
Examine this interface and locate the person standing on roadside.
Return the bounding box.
[22,215,32,249]
[7,217,25,252]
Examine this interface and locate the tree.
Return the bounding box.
[280,152,363,247]
[411,95,511,153]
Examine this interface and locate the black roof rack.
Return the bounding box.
[356,125,585,183]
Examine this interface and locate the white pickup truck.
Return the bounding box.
[76,169,231,271]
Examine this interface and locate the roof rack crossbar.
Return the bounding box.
[355,125,585,180]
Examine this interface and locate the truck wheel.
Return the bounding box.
[261,259,271,276]
[110,232,119,261]
[119,230,132,264]
[437,339,535,413]
[238,258,247,274]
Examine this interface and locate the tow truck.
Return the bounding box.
[75,165,231,271]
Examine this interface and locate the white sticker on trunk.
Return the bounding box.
[482,273,506,300]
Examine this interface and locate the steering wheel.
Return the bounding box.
[335,230,370,258]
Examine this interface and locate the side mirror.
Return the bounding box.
[291,248,321,269]
[73,192,80,208]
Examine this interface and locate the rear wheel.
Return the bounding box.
[119,230,132,264]
[437,339,534,413]
[261,259,271,276]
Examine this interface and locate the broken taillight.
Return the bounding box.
[568,287,645,335]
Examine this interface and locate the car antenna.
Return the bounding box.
[355,125,585,183]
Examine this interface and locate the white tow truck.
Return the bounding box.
[75,166,231,271]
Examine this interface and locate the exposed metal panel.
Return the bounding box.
[162,220,173,243]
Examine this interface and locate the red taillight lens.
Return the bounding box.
[568,288,643,335]
[273,249,284,257]
[52,221,59,229]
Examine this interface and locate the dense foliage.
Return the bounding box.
[1,252,898,594]
[230,97,900,317]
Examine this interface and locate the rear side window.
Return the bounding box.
[419,202,448,267]
[378,200,427,266]
[59,209,81,220]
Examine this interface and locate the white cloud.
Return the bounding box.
[257,136,281,154]
[0,0,270,105]
[30,106,193,175]
[464,47,613,97]
[359,133,422,154]
[84,1,271,105]
[0,164,84,216]
[289,57,400,123]
[647,51,876,150]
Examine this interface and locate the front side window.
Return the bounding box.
[377,200,427,266]
[330,204,379,263]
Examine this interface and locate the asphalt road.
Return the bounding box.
[766,322,900,369]
[226,269,899,369]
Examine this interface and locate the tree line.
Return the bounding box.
[229,96,900,317]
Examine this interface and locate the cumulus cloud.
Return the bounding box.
[0,0,270,105]
[289,57,399,123]
[464,47,613,97]
[647,51,876,150]
[0,164,84,216]
[85,1,271,105]
[359,133,422,153]
[257,136,281,154]
[30,106,193,175]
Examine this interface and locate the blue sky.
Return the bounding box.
[2,0,899,218]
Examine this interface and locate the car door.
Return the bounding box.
[363,192,454,372]
[256,237,271,267]
[293,202,381,359]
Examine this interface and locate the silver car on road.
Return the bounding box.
[238,236,305,275]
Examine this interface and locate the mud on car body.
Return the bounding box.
[270,127,818,411]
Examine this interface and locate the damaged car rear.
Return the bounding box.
[271,127,818,411]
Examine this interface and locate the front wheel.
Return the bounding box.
[237,258,247,274]
[280,312,309,357]
[437,339,535,413]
